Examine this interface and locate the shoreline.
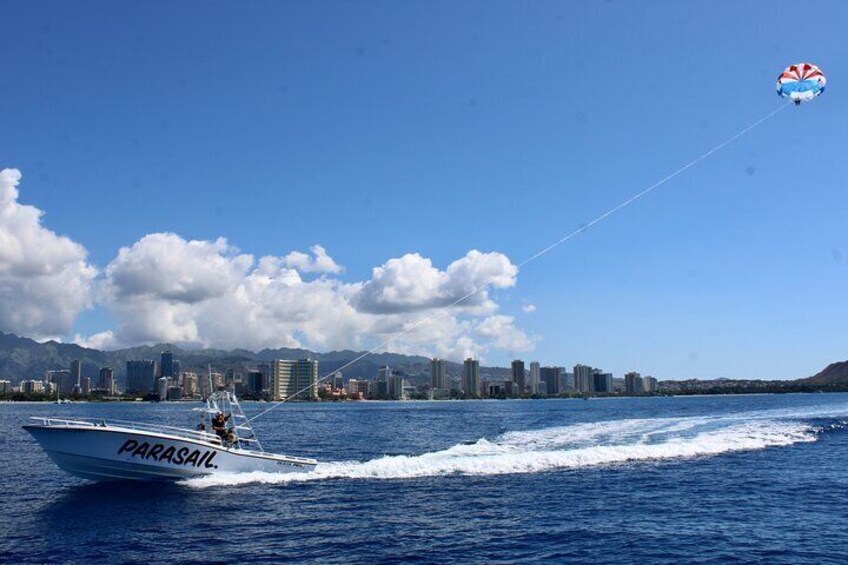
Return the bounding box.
[2,390,844,404]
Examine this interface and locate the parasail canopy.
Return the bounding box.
[776,63,826,105]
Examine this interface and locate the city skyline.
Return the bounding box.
[4,321,845,398]
[0,346,830,400]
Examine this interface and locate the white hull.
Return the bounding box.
[25,423,317,482]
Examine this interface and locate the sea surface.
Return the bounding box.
[3,394,848,564]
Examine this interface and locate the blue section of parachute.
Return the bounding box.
[777,79,824,98]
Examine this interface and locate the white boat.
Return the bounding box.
[24,388,317,482]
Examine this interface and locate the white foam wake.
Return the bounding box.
[182,410,826,488]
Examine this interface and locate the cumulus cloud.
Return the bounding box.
[89,233,533,361]
[352,250,518,314]
[0,169,97,338]
[283,245,343,274]
[105,234,253,303]
[476,315,536,352]
[522,304,536,313]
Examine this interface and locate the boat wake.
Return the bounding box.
[181,407,844,489]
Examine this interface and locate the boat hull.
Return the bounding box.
[24,424,316,482]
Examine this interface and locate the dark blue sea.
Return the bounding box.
[3,394,848,564]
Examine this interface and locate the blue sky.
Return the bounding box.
[1,1,846,379]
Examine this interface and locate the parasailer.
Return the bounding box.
[776,63,826,105]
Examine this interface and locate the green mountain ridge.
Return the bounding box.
[0,332,446,387]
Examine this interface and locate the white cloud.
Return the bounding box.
[105,234,253,303]
[89,234,533,361]
[74,330,118,351]
[522,304,537,313]
[476,315,536,352]
[352,250,517,315]
[0,169,97,338]
[283,244,343,274]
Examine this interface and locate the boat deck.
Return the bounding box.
[27,417,318,466]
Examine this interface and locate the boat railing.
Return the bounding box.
[29,417,222,444]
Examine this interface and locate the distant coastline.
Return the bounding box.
[3,384,846,403]
[2,331,847,402]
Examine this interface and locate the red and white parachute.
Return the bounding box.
[776,63,826,105]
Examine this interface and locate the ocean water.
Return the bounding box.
[3,394,848,564]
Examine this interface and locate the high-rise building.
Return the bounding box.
[258,363,272,392]
[430,358,449,396]
[98,367,114,392]
[97,367,115,391]
[70,360,82,388]
[529,361,541,395]
[573,364,594,393]
[81,377,91,396]
[21,380,44,393]
[461,358,480,397]
[389,375,405,400]
[593,372,613,393]
[161,351,175,379]
[642,375,658,393]
[197,373,212,398]
[270,359,318,401]
[373,365,392,398]
[540,366,562,396]
[511,360,526,394]
[332,372,344,390]
[47,370,74,394]
[562,372,575,391]
[296,359,318,400]
[346,379,358,395]
[270,360,295,401]
[97,367,115,395]
[374,379,389,397]
[126,360,157,394]
[625,372,643,395]
[182,372,198,397]
[246,370,264,394]
[347,379,370,397]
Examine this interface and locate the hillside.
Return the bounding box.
[798,361,848,388]
[0,332,479,388]
[0,332,108,385]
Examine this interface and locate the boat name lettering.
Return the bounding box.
[117,439,218,468]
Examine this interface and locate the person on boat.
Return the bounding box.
[212,412,230,442]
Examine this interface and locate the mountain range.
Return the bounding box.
[0,332,510,388]
[1,332,845,390]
